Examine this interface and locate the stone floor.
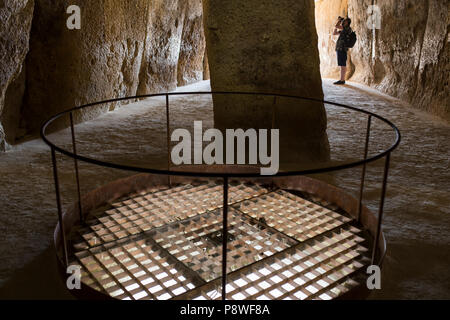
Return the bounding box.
[0,79,449,299]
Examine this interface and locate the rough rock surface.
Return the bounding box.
[203,0,330,164]
[315,0,449,120]
[0,0,34,149]
[203,48,210,80]
[177,0,206,87]
[137,0,186,95]
[22,0,150,134]
[0,0,207,146]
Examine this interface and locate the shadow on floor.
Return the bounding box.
[0,245,74,300]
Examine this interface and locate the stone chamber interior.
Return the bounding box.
[0,0,448,300]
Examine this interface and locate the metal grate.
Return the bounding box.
[74,238,203,300]
[186,225,369,300]
[72,182,268,251]
[234,190,351,242]
[148,208,297,282]
[69,181,370,300]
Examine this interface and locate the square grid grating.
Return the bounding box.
[234,190,352,242]
[182,225,369,300]
[74,238,204,300]
[69,181,370,300]
[72,182,268,250]
[148,208,297,282]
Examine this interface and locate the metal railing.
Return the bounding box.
[41,91,401,300]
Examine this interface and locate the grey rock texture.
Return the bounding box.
[177,0,206,87]
[23,0,150,134]
[316,0,449,120]
[203,0,330,165]
[137,0,186,95]
[0,0,34,149]
[0,0,207,147]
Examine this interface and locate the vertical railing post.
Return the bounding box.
[357,115,372,222]
[271,96,277,130]
[270,96,277,191]
[166,94,171,187]
[221,176,229,300]
[51,148,69,267]
[69,112,83,223]
[371,152,391,265]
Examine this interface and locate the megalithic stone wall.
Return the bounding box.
[315,0,450,121]
[0,0,207,149]
[202,0,330,166]
[0,0,34,150]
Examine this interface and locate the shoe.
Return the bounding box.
[333,80,346,85]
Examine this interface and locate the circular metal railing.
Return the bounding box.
[41,92,400,177]
[41,91,400,300]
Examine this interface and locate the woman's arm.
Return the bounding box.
[333,28,341,36]
[333,21,343,35]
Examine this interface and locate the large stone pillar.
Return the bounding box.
[203,0,330,166]
[20,0,207,138]
[177,0,206,87]
[0,0,34,150]
[23,0,152,134]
